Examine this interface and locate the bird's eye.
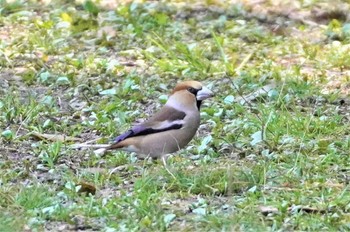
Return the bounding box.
[187,87,198,95]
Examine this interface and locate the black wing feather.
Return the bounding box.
[113,106,186,143]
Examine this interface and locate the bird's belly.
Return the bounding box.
[139,128,197,157]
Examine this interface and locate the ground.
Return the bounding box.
[1,0,350,231]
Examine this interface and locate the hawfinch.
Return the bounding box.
[106,81,213,174]
[73,81,213,177]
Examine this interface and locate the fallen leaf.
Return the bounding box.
[236,83,277,104]
[258,205,279,215]
[289,205,326,214]
[259,205,327,216]
[77,181,97,195]
[82,167,107,174]
[31,131,82,142]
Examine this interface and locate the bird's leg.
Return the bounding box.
[161,154,176,179]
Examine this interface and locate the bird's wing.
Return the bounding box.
[113,106,186,143]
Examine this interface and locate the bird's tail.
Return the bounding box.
[70,144,110,149]
[70,143,111,156]
[103,142,124,150]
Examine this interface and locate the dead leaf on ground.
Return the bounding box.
[236,82,277,104]
[97,187,121,199]
[259,205,327,215]
[31,131,82,142]
[77,181,97,195]
[258,205,279,215]
[289,205,327,214]
[82,167,108,174]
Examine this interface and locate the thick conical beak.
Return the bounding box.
[196,86,214,101]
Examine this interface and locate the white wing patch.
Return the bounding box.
[152,120,184,130]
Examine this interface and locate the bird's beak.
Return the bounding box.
[196,86,214,100]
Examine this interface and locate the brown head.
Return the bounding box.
[167,81,214,110]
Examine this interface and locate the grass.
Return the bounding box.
[1,0,350,231]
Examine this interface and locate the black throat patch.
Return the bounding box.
[196,100,202,110]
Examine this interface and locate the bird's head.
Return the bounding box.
[168,81,214,110]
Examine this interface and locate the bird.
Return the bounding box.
[71,80,213,177]
[105,80,214,177]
